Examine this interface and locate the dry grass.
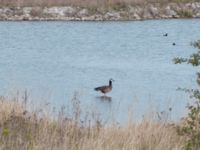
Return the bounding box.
[0,94,185,150]
[0,94,186,150]
[0,0,199,7]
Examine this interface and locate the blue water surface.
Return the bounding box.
[0,19,200,122]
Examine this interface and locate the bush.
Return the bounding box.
[174,40,200,150]
[177,9,192,18]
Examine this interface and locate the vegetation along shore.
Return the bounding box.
[0,0,200,21]
[0,94,186,150]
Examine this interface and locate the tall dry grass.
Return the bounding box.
[0,0,199,7]
[0,93,186,150]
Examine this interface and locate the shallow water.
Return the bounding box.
[0,19,200,122]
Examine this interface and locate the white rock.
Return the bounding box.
[105,12,120,19]
[64,7,76,15]
[78,9,88,16]
[23,7,32,15]
[196,12,200,17]
[43,7,75,17]
[133,13,141,20]
[165,6,177,17]
[149,5,159,16]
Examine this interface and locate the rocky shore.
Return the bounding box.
[1,2,200,21]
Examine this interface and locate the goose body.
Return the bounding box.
[94,79,113,94]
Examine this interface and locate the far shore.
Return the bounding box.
[0,2,200,21]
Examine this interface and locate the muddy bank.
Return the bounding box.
[0,2,200,21]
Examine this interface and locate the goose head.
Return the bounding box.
[109,78,114,86]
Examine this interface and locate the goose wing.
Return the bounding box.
[94,85,108,91]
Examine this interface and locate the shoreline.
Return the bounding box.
[0,2,200,21]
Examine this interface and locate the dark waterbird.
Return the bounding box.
[163,33,168,36]
[94,79,114,95]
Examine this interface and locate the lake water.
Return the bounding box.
[0,19,200,123]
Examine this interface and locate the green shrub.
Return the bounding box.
[174,40,200,150]
[177,9,192,18]
[2,128,9,137]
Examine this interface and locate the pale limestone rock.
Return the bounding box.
[23,7,32,15]
[128,6,136,14]
[83,15,103,21]
[134,7,143,16]
[43,7,75,17]
[165,6,177,17]
[133,13,141,20]
[64,7,76,16]
[149,5,159,16]
[195,12,200,17]
[105,12,120,20]
[78,9,88,16]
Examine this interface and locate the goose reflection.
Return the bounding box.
[96,96,112,102]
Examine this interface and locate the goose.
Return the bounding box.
[94,79,114,95]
